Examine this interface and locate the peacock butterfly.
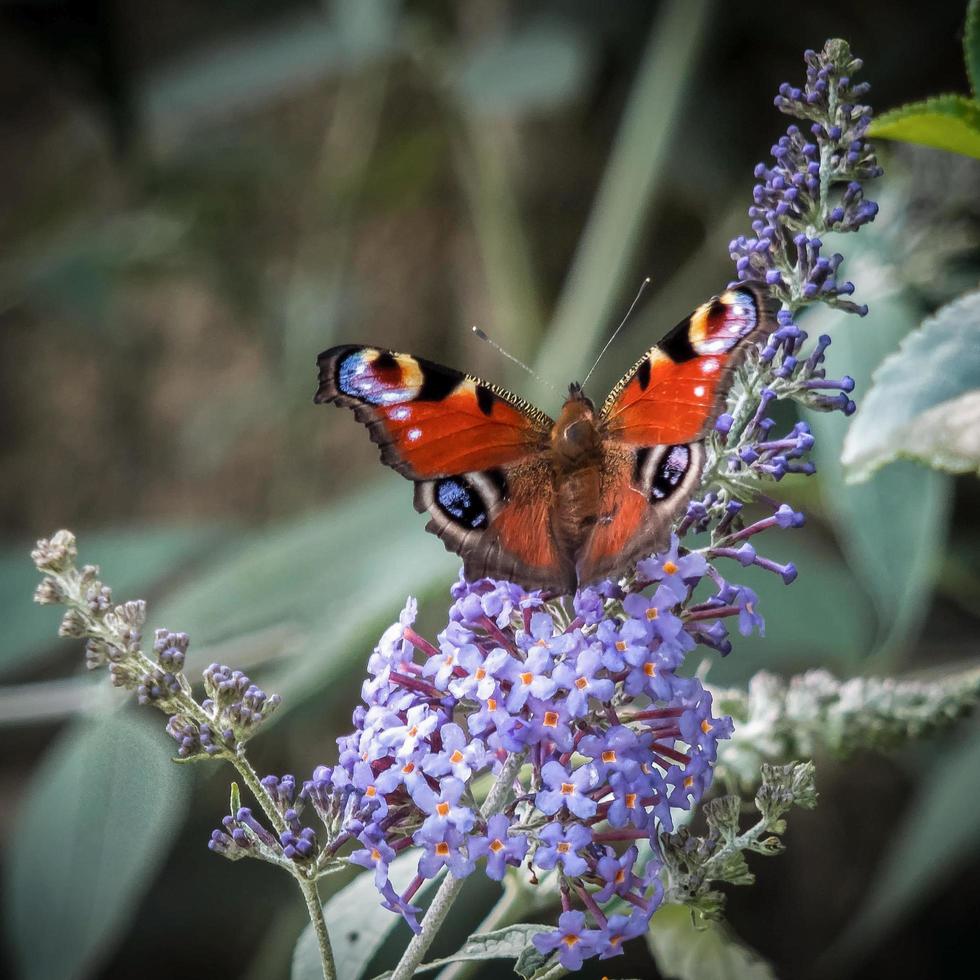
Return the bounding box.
[314,284,776,595]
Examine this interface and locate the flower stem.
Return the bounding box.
[390,752,525,980]
[298,876,336,980]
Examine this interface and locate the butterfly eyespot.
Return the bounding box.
[407,427,422,442]
[693,385,705,397]
[635,444,696,504]
[338,350,422,404]
[434,477,489,530]
[651,445,692,500]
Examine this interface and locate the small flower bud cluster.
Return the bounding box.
[711,667,980,793]
[29,531,281,764]
[200,663,282,747]
[209,774,319,864]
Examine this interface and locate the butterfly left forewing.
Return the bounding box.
[316,345,574,591]
[316,345,553,478]
[576,285,776,584]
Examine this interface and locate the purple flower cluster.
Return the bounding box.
[730,39,881,314]
[295,547,761,969]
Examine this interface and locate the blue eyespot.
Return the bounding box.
[435,478,488,529]
[651,445,691,500]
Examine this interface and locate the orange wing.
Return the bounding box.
[600,285,777,445]
[573,285,777,585]
[316,346,573,591]
[575,443,705,585]
[316,346,551,479]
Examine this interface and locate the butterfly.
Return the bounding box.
[315,284,776,595]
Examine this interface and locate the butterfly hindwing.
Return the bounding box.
[316,345,573,590]
[414,457,576,593]
[576,442,705,584]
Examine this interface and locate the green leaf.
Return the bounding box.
[452,22,590,116]
[966,0,980,97]
[514,942,551,980]
[3,711,189,980]
[0,522,227,678]
[646,905,776,980]
[822,724,980,966]
[292,851,435,980]
[413,924,543,972]
[869,94,980,160]
[802,248,952,662]
[842,288,980,479]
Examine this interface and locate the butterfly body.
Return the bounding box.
[316,285,775,594]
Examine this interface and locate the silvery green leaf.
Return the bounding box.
[3,712,189,980]
[412,924,543,973]
[842,288,980,479]
[647,905,776,980]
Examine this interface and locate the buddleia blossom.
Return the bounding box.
[31,530,282,764]
[316,573,734,966]
[730,38,881,313]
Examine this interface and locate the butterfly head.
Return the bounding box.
[552,383,600,464]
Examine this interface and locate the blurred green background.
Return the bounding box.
[1,1,978,978]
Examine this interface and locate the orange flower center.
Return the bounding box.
[556,842,570,853]
[560,782,575,796]
[663,560,679,575]
[450,750,464,764]
[615,640,627,651]
[701,719,713,734]
[435,842,450,856]
[489,839,504,853]
[646,607,659,620]
[575,677,588,690]
[487,697,497,711]
[371,848,381,862]
[625,793,637,809]
[643,662,656,676]
[684,775,694,789]
[365,786,377,798]
[520,671,533,686]
[475,667,486,680]
[436,802,450,817]
[543,711,559,728]
[602,750,617,763]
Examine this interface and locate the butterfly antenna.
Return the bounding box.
[471,326,560,396]
[582,276,652,388]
